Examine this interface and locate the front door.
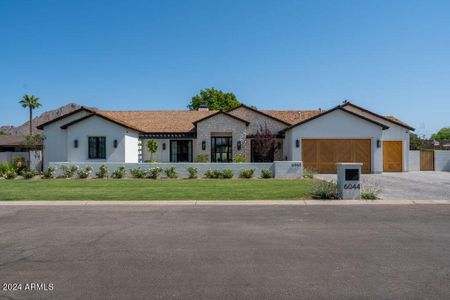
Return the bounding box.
[170,140,193,162]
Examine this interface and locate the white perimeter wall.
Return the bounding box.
[435,150,450,171]
[286,109,384,173]
[409,150,420,171]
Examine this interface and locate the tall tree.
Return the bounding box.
[431,127,450,141]
[188,87,240,111]
[19,94,42,135]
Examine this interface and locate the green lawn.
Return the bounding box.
[0,179,314,200]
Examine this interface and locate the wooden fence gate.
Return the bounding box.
[420,151,434,171]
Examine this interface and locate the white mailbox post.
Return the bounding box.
[336,163,362,200]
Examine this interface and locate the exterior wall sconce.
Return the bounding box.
[237,140,242,151]
[162,143,166,150]
[74,140,78,148]
[295,139,300,148]
[113,140,118,148]
[377,140,381,148]
[202,140,206,151]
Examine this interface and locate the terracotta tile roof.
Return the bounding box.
[260,110,323,125]
[96,110,218,133]
[384,115,414,129]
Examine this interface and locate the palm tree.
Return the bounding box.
[19,94,42,135]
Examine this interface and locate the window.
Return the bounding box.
[170,140,193,162]
[211,137,232,162]
[88,137,106,159]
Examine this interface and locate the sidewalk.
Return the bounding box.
[0,200,449,205]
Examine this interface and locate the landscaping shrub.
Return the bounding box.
[0,161,13,177]
[222,169,233,179]
[12,156,26,173]
[21,169,37,179]
[240,168,255,179]
[310,180,338,199]
[204,169,223,179]
[303,168,315,179]
[187,167,198,179]
[77,166,93,179]
[130,167,147,178]
[111,166,126,179]
[96,164,109,178]
[147,167,162,179]
[361,181,382,200]
[164,166,178,179]
[196,154,208,162]
[361,191,378,200]
[61,165,78,179]
[233,154,246,163]
[43,167,56,179]
[261,169,272,179]
[4,169,17,180]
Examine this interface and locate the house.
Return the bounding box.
[37,101,414,173]
[0,135,43,171]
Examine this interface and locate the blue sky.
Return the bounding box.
[1,0,449,136]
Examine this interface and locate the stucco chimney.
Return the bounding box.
[198,103,209,111]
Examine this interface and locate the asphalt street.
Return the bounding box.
[0,204,449,299]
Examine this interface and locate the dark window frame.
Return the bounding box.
[88,136,106,159]
[170,140,193,162]
[211,137,233,162]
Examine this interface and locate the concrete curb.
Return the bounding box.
[0,200,449,206]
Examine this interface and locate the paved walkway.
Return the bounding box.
[317,171,450,200]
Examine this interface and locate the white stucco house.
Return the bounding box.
[37,101,414,173]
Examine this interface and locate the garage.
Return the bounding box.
[383,141,403,172]
[302,139,372,173]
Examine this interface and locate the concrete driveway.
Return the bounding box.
[317,171,450,200]
[0,205,450,299]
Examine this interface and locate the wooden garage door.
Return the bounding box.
[383,141,403,172]
[302,139,371,173]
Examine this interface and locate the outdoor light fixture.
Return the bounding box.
[237,140,242,151]
[74,139,78,148]
[377,140,381,148]
[295,139,300,148]
[202,140,206,150]
[162,143,166,150]
[113,140,118,148]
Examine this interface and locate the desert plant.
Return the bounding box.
[310,180,338,199]
[61,165,78,178]
[130,167,147,178]
[21,169,37,179]
[303,168,315,179]
[233,154,246,163]
[361,181,382,200]
[146,140,158,161]
[164,166,178,179]
[204,169,214,178]
[96,164,109,178]
[111,166,126,179]
[147,167,162,179]
[240,168,255,178]
[4,169,17,180]
[43,166,56,179]
[196,154,208,162]
[12,156,27,173]
[261,169,272,179]
[187,167,198,179]
[77,166,93,179]
[222,169,233,179]
[361,191,378,200]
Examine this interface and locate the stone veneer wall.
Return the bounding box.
[49,161,303,179]
[195,113,247,162]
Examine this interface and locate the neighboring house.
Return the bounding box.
[0,135,43,171]
[37,101,415,173]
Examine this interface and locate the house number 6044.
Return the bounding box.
[344,183,360,190]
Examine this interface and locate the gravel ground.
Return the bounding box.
[316,171,450,200]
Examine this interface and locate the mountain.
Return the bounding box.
[0,103,93,136]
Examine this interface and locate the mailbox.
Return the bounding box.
[336,163,362,200]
